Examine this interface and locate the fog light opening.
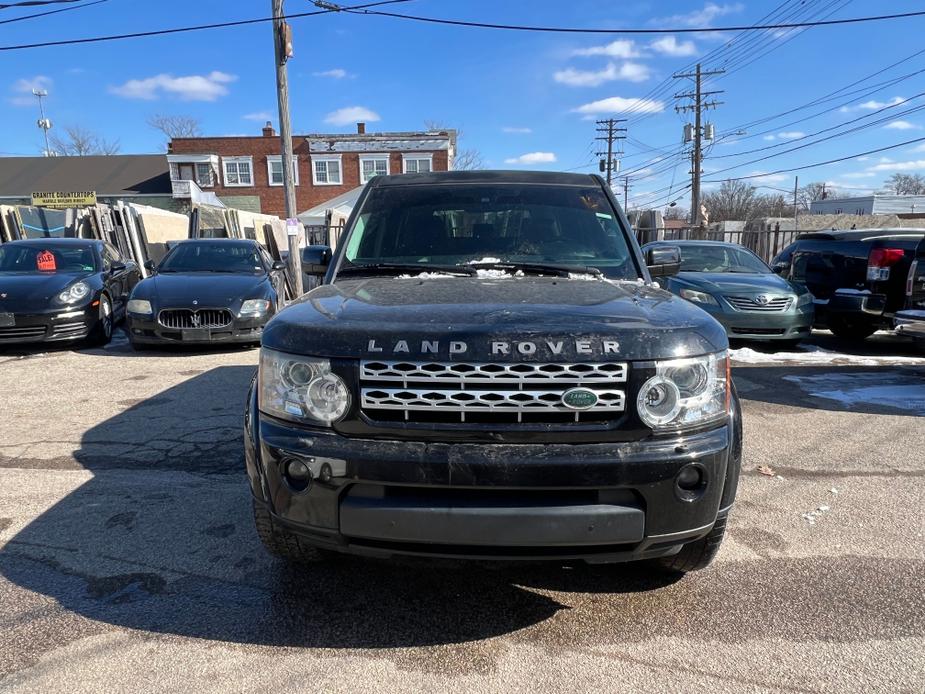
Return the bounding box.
[282,457,312,493]
[676,463,707,500]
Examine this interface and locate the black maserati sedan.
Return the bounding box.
[0,238,139,346]
[126,239,287,349]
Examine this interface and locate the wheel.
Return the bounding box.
[655,514,728,574]
[88,295,113,346]
[827,316,877,340]
[252,498,321,563]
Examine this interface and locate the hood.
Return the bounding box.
[0,272,92,312]
[674,271,797,295]
[263,276,727,361]
[144,273,269,307]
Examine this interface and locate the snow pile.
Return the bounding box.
[782,372,925,414]
[467,257,502,265]
[730,345,925,366]
[567,272,600,281]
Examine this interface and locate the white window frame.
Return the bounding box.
[360,155,390,183]
[222,156,254,187]
[402,153,433,174]
[312,155,343,186]
[267,156,299,187]
[195,162,215,188]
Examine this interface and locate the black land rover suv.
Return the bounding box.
[245,171,743,573]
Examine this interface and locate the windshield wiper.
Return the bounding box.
[337,263,478,277]
[466,261,603,278]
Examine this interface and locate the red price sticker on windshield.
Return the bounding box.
[36,250,56,272]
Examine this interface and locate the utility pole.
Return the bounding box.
[674,64,724,232]
[793,175,799,232]
[33,89,53,156]
[595,118,626,188]
[623,177,630,211]
[272,0,303,296]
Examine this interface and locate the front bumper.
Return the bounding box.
[700,304,814,341]
[246,387,743,563]
[127,313,267,344]
[0,306,95,344]
[894,311,925,340]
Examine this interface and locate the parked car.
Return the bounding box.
[770,228,925,340]
[0,238,139,346]
[126,239,287,349]
[641,240,814,347]
[894,235,925,342]
[246,170,743,574]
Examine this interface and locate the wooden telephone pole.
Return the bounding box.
[595,118,626,188]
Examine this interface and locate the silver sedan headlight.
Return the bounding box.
[127,299,153,315]
[796,292,814,307]
[637,351,729,431]
[240,299,271,317]
[259,348,351,425]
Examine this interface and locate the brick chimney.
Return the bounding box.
[357,122,366,135]
[262,121,276,137]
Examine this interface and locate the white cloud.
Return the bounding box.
[572,96,664,118]
[778,131,805,139]
[312,68,351,79]
[868,159,925,172]
[763,135,776,141]
[109,71,237,101]
[502,126,532,134]
[323,105,381,126]
[572,40,638,58]
[659,2,744,27]
[910,143,925,153]
[554,61,650,87]
[650,35,698,57]
[878,157,893,163]
[856,156,871,161]
[243,112,274,122]
[841,171,877,179]
[503,152,557,165]
[10,75,52,106]
[884,120,921,130]
[750,172,788,184]
[840,96,905,113]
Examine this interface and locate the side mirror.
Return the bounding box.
[110,261,127,274]
[143,259,156,272]
[771,261,788,275]
[301,245,332,276]
[271,260,288,272]
[645,246,681,278]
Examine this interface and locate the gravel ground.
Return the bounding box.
[0,329,922,693]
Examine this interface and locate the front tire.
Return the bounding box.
[89,295,113,346]
[252,498,321,564]
[827,316,877,341]
[655,514,727,573]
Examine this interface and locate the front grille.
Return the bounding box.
[729,326,786,336]
[0,325,47,341]
[359,360,627,425]
[158,308,233,329]
[724,295,792,312]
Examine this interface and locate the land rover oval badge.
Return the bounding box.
[562,388,599,410]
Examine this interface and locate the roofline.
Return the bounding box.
[170,131,454,143]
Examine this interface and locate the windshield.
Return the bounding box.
[158,243,265,274]
[341,183,639,279]
[677,244,770,274]
[0,245,97,274]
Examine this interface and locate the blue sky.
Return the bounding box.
[3,0,925,210]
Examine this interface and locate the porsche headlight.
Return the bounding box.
[679,288,719,306]
[56,281,91,304]
[637,351,729,431]
[259,348,351,425]
[240,299,271,316]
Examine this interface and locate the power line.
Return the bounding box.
[0,0,82,7]
[0,0,409,51]
[339,7,925,34]
[702,136,925,183]
[0,0,105,25]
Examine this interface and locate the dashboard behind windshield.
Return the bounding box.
[342,183,640,279]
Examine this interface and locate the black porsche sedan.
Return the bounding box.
[126,239,287,349]
[0,238,139,346]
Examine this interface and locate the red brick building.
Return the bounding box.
[167,122,455,218]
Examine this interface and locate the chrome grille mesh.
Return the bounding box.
[158,308,233,329]
[724,295,792,312]
[359,360,627,424]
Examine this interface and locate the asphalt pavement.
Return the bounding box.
[0,330,922,693]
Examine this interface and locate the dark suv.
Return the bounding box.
[245,171,743,573]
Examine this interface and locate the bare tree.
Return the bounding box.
[148,114,202,149]
[424,119,483,170]
[49,125,120,156]
[796,181,835,211]
[701,180,760,223]
[882,173,925,195]
[663,205,689,221]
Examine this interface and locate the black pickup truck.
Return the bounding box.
[245,171,743,574]
[895,235,925,341]
[771,229,925,339]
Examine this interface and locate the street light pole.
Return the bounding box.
[272,0,303,296]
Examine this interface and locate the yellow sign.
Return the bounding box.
[31,191,97,209]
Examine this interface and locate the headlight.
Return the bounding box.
[240,299,271,316]
[679,288,719,306]
[56,281,91,304]
[796,292,814,307]
[127,299,153,315]
[637,351,729,431]
[259,348,351,425]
